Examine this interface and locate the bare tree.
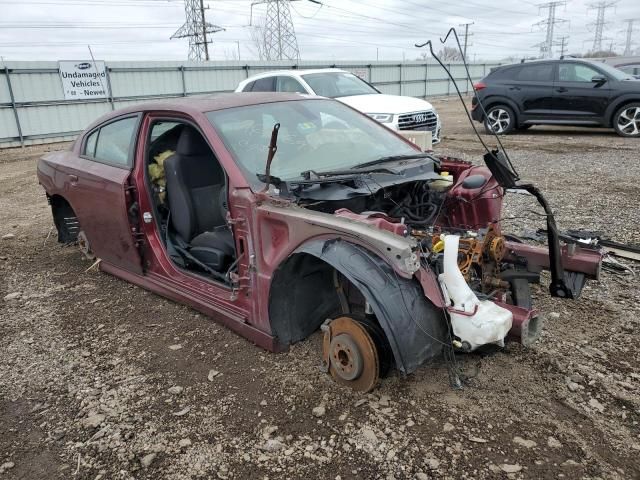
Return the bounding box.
[415,47,463,62]
[247,20,267,61]
[437,47,463,61]
[583,50,618,58]
[223,48,240,61]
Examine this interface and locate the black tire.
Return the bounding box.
[484,105,516,135]
[613,102,640,137]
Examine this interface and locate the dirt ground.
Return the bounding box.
[1,98,639,480]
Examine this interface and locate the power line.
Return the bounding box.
[532,1,567,59]
[588,1,617,52]
[558,35,569,57]
[459,22,474,61]
[171,0,225,60]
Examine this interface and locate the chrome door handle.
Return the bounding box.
[68,174,78,184]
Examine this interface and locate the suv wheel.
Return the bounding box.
[484,105,515,135]
[613,103,640,137]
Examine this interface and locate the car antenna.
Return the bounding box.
[417,30,574,300]
[415,28,519,180]
[260,123,281,192]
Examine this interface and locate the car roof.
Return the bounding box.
[85,92,320,130]
[495,57,600,70]
[242,68,347,82]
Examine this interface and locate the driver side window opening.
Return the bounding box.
[145,119,236,284]
[558,63,601,83]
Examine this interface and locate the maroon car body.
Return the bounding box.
[37,93,602,390]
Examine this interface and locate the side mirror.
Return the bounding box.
[591,75,607,85]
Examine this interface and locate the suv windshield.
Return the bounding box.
[302,72,378,98]
[207,99,417,188]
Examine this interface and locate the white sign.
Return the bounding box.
[58,60,108,100]
[349,68,369,81]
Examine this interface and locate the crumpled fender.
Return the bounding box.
[296,238,447,374]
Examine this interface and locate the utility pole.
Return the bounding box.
[459,22,474,61]
[558,35,569,57]
[172,0,224,60]
[251,0,300,60]
[532,1,567,59]
[622,19,638,56]
[588,1,617,52]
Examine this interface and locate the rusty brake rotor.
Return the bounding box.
[322,316,380,392]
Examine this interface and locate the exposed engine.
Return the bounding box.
[300,179,445,228]
[299,171,513,303]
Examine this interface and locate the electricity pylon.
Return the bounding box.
[588,1,617,52]
[172,0,225,61]
[532,1,567,59]
[251,0,300,61]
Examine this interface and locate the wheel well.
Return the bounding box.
[609,100,640,127]
[48,194,79,243]
[268,253,368,346]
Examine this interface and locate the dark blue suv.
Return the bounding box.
[471,58,640,137]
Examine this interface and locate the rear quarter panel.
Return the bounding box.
[38,145,142,273]
[37,149,78,199]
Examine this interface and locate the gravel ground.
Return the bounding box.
[1,99,639,480]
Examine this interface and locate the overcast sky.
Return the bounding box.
[1,0,639,62]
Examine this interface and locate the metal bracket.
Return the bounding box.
[320,318,332,373]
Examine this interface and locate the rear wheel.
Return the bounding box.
[613,103,640,137]
[484,105,516,135]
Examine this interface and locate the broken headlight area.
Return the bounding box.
[284,154,602,353]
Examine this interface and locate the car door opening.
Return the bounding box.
[146,121,237,283]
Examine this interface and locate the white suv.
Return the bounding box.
[235,68,441,143]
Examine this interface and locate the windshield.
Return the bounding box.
[302,72,378,98]
[207,99,418,188]
[593,62,634,81]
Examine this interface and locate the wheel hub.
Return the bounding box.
[329,334,363,381]
[487,109,510,133]
[322,316,380,392]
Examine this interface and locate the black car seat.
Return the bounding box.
[164,127,235,272]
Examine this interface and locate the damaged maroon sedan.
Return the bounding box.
[38,93,602,392]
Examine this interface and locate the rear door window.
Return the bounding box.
[86,116,138,167]
[84,129,98,157]
[488,66,519,81]
[250,77,276,92]
[241,81,255,92]
[515,64,554,82]
[276,76,306,93]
